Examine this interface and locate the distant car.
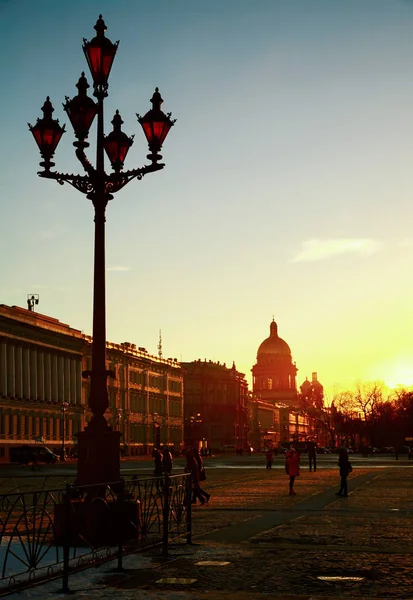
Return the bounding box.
[396,446,411,454]
[380,446,395,453]
[10,445,58,465]
[332,447,353,454]
[316,446,331,454]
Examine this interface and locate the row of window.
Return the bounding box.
[129,370,182,393]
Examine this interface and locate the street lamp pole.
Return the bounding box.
[28,16,175,485]
[61,402,69,462]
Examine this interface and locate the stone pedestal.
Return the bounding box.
[76,428,121,485]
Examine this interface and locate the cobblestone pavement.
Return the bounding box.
[8,467,413,599]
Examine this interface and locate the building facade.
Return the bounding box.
[182,359,249,452]
[82,339,184,455]
[0,304,85,460]
[0,304,184,459]
[250,319,308,448]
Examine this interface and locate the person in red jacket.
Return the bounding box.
[285,445,300,495]
[265,448,273,469]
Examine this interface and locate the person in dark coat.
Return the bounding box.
[153,447,163,492]
[162,446,173,475]
[336,448,352,497]
[307,440,317,472]
[265,448,273,469]
[185,449,210,505]
[192,447,211,503]
[285,445,300,495]
[153,448,163,476]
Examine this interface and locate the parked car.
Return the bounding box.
[332,447,353,454]
[10,445,58,466]
[396,446,411,454]
[380,446,395,453]
[316,446,331,454]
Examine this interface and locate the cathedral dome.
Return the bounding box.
[257,320,291,357]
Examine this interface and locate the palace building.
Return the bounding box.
[0,304,184,460]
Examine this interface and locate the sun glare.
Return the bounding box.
[375,361,413,390]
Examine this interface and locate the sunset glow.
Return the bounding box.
[2,0,413,395]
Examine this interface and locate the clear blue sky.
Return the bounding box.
[2,0,413,394]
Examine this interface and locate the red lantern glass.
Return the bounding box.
[104,110,134,172]
[28,97,65,158]
[83,15,118,86]
[63,73,97,140]
[137,88,175,157]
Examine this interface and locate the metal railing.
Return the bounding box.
[0,473,192,596]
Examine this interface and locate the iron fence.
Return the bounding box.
[0,473,192,596]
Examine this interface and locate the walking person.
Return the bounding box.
[307,439,317,472]
[162,445,173,475]
[153,447,163,492]
[185,448,210,505]
[192,447,211,503]
[336,448,352,497]
[285,445,300,495]
[265,448,273,469]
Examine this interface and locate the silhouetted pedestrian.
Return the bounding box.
[185,448,210,505]
[336,448,352,497]
[162,446,173,475]
[193,447,211,502]
[285,445,300,495]
[266,448,273,469]
[307,440,317,472]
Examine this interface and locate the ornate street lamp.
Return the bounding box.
[61,402,69,462]
[28,16,175,486]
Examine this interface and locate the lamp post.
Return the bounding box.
[61,402,69,462]
[116,407,123,431]
[28,16,175,485]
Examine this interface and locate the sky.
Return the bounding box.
[2,0,413,395]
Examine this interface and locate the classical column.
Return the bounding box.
[12,414,18,439]
[30,348,37,400]
[20,414,26,442]
[7,345,15,397]
[58,355,64,403]
[22,346,30,399]
[51,355,58,402]
[37,350,44,401]
[64,357,71,404]
[70,358,77,404]
[15,346,23,399]
[0,342,6,397]
[44,352,51,402]
[4,413,10,439]
[76,365,82,408]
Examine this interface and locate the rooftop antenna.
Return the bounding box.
[27,294,39,312]
[158,329,163,359]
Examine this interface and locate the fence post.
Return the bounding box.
[162,474,170,557]
[61,484,71,593]
[185,473,192,545]
[116,479,125,572]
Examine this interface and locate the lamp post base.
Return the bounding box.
[76,428,121,485]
